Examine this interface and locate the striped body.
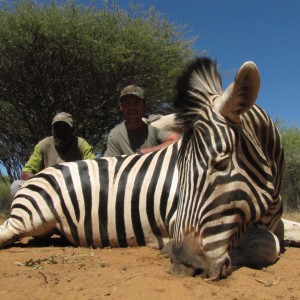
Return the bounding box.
[1,143,179,249]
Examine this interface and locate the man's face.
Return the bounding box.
[120,95,145,122]
[52,122,74,149]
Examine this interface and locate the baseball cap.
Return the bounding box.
[120,85,145,100]
[52,112,73,127]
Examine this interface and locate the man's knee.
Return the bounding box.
[10,180,25,198]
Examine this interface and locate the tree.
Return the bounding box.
[0,0,194,180]
[279,125,300,211]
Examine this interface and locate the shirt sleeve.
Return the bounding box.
[81,140,96,159]
[22,144,44,174]
[103,132,122,157]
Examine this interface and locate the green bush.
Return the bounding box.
[0,176,11,214]
[0,0,194,179]
[280,126,300,212]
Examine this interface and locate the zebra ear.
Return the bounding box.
[215,61,260,124]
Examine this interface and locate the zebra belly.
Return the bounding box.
[2,198,171,250]
[57,211,171,249]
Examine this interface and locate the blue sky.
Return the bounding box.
[112,0,299,127]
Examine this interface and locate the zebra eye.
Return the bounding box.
[213,156,230,172]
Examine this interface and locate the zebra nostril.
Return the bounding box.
[219,258,232,279]
[169,261,196,277]
[193,268,205,277]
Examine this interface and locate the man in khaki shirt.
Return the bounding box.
[11,112,95,196]
[104,85,180,156]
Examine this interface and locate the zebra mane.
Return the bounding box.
[173,57,223,130]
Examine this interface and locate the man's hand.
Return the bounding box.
[20,171,35,180]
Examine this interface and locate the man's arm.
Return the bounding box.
[81,140,96,159]
[20,144,44,180]
[138,132,181,154]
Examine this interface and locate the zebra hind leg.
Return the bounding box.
[0,220,23,249]
[0,216,57,249]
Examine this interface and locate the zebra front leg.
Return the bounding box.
[230,226,280,268]
[281,219,300,247]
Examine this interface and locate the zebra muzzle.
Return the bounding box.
[162,236,232,280]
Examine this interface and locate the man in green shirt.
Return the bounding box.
[11,112,95,196]
[104,85,181,157]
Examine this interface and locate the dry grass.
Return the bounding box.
[282,211,300,222]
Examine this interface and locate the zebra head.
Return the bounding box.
[168,57,277,280]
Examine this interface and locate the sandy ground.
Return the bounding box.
[0,217,300,300]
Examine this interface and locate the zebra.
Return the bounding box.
[0,58,299,280]
[163,57,287,280]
